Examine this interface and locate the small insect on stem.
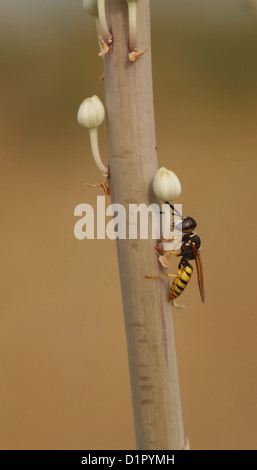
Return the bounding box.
[146,202,205,305]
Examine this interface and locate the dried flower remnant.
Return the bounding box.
[84,181,110,196]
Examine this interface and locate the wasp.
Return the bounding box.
[146,202,205,303]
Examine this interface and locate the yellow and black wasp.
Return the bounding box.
[146,202,205,303]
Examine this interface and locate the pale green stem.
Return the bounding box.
[97,0,112,44]
[89,127,108,177]
[127,0,137,51]
[103,0,185,450]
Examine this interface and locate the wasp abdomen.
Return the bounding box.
[169,261,193,301]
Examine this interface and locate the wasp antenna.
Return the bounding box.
[165,201,181,218]
[165,201,174,209]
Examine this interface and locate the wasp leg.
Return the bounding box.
[157,237,181,243]
[156,246,180,254]
[145,274,177,279]
[156,237,181,255]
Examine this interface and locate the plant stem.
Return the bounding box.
[89,127,109,177]
[97,0,112,44]
[127,0,137,51]
[103,0,185,450]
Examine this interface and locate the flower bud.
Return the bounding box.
[153,167,181,202]
[83,0,98,17]
[77,95,108,177]
[77,95,105,129]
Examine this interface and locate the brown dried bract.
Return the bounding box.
[129,48,148,62]
[84,180,110,196]
[158,253,171,268]
[98,34,109,56]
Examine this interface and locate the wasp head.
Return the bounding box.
[165,202,197,233]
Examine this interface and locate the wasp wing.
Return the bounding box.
[192,243,205,303]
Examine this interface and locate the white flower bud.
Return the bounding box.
[77,95,105,129]
[153,167,181,202]
[83,0,98,17]
[77,96,108,177]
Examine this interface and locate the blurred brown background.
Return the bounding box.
[0,0,257,450]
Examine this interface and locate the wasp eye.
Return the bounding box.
[182,217,197,233]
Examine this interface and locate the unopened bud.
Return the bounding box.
[153,167,181,202]
[77,95,105,129]
[77,95,108,177]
